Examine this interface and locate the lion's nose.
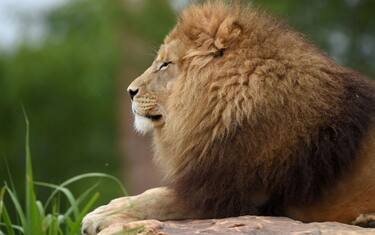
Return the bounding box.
[128,88,139,100]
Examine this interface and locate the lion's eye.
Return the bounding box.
[159,61,172,71]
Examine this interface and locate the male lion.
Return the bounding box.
[82,2,375,234]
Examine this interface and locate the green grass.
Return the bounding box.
[0,112,127,235]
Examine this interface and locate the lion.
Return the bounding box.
[82,2,375,234]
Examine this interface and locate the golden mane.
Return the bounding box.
[153,1,375,217]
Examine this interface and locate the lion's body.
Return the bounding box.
[82,2,375,234]
[288,125,375,223]
[152,2,375,222]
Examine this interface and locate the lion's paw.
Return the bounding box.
[81,197,138,235]
[352,213,375,228]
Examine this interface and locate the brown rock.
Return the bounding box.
[98,216,375,235]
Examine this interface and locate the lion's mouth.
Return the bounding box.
[133,110,162,121]
[145,114,162,121]
[132,104,162,121]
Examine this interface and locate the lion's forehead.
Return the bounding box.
[157,40,185,62]
[156,46,168,61]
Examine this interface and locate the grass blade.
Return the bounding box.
[67,192,100,235]
[23,109,43,234]
[4,185,26,228]
[2,158,18,199]
[0,186,5,218]
[78,192,100,220]
[58,173,126,194]
[44,172,127,209]
[63,183,99,218]
[34,182,79,219]
[0,223,24,234]
[0,206,17,235]
[36,200,46,218]
[47,202,60,235]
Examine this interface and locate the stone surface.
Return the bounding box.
[98,216,375,235]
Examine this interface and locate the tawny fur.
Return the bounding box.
[129,1,375,223]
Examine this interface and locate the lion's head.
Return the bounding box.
[127,39,186,134]
[127,1,341,172]
[126,1,375,218]
[127,2,246,135]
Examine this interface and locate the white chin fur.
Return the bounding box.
[134,114,153,134]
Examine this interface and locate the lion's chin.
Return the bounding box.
[134,114,154,134]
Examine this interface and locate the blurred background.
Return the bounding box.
[0,0,374,205]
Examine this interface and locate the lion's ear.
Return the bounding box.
[214,16,242,50]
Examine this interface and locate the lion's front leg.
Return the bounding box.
[81,187,195,235]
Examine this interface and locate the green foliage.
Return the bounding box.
[0,116,126,235]
[0,0,126,204]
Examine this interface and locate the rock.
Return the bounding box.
[97,216,375,235]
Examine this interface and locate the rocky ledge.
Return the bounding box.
[98,216,375,235]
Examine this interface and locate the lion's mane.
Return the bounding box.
[153,1,375,217]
